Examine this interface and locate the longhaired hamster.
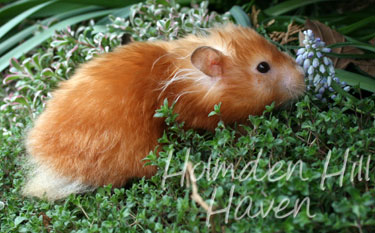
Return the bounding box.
[23,23,305,200]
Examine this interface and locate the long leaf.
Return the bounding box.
[57,0,139,8]
[325,53,375,59]
[0,8,119,73]
[335,69,375,93]
[0,1,55,39]
[229,5,251,27]
[264,15,305,24]
[31,0,138,18]
[338,16,375,35]
[0,0,131,23]
[0,6,101,55]
[96,5,131,25]
[327,42,375,53]
[0,0,46,25]
[264,0,329,16]
[30,2,90,18]
[358,32,375,41]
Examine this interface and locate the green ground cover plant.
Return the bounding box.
[1,0,374,232]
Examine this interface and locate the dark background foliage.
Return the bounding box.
[0,0,374,232]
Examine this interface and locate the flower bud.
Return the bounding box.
[308,66,314,75]
[303,59,311,70]
[296,55,303,65]
[319,64,326,73]
[297,48,305,55]
[313,58,319,68]
[307,30,313,38]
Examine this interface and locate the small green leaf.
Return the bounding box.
[41,68,54,77]
[14,216,27,226]
[13,96,29,107]
[154,112,165,118]
[229,6,251,27]
[50,40,69,47]
[215,186,224,198]
[10,58,22,71]
[3,75,22,85]
[163,98,169,106]
[208,111,217,117]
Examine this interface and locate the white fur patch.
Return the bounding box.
[23,160,94,201]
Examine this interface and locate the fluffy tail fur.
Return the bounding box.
[22,159,94,201]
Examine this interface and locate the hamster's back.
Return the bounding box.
[24,42,171,200]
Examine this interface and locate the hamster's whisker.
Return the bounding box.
[174,90,199,103]
[164,69,200,87]
[285,82,305,99]
[157,69,199,100]
[289,89,298,100]
[159,67,184,89]
[201,81,219,101]
[175,54,191,60]
[151,53,170,71]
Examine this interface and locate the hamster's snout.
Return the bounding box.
[280,64,306,99]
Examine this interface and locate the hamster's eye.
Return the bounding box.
[256,62,270,73]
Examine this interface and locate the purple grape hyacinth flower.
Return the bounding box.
[296,30,350,100]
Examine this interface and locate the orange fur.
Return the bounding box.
[24,24,305,200]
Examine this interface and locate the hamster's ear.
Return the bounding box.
[191,46,223,77]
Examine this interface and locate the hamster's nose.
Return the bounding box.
[293,64,306,93]
[296,64,304,77]
[280,64,306,99]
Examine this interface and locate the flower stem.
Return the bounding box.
[330,81,358,102]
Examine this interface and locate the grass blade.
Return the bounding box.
[0,0,134,24]
[96,5,131,25]
[338,16,375,35]
[0,0,44,24]
[335,69,375,93]
[30,0,138,18]
[358,32,375,41]
[327,42,375,53]
[30,2,90,18]
[264,0,329,16]
[59,0,139,8]
[0,6,101,55]
[0,8,121,73]
[325,53,375,59]
[229,5,251,27]
[0,1,55,39]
